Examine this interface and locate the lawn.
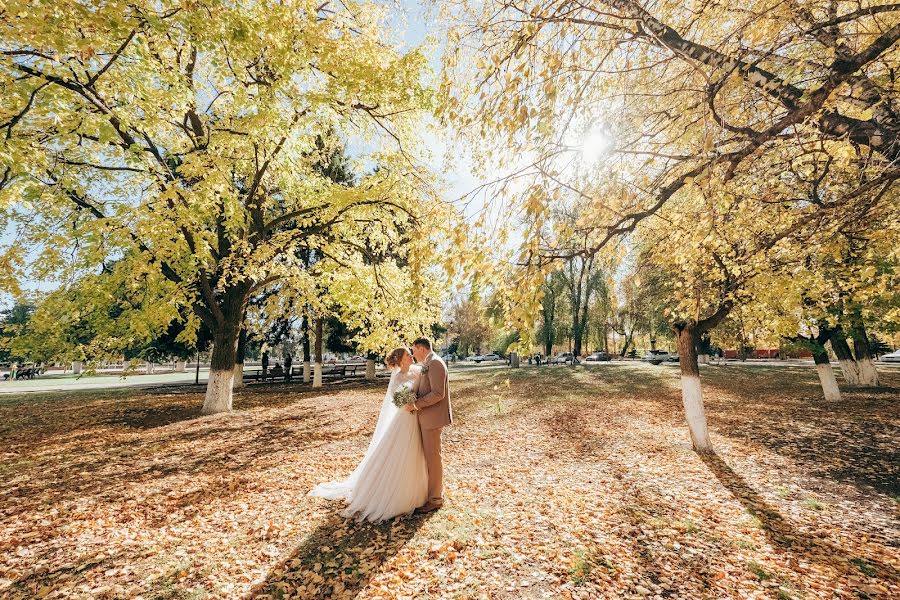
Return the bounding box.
[1,363,897,599]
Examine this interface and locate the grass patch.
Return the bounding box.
[747,560,772,581]
[569,548,615,586]
[850,557,877,577]
[801,498,824,511]
[674,518,699,533]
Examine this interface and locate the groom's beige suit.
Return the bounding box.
[414,352,452,503]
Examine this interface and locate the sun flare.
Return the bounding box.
[581,128,613,162]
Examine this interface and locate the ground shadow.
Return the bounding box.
[247,511,433,599]
[700,453,899,585]
[700,368,900,496]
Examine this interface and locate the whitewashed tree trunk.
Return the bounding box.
[312,317,323,388]
[831,335,861,384]
[856,356,881,386]
[698,354,710,365]
[811,343,841,401]
[510,352,520,368]
[201,314,241,415]
[851,326,881,386]
[365,359,376,380]
[680,374,712,452]
[303,361,311,383]
[72,361,83,375]
[675,323,713,453]
[815,362,842,401]
[176,359,187,373]
[837,359,861,384]
[145,362,153,375]
[233,362,244,389]
[202,369,234,414]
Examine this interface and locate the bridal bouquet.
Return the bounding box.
[392,386,415,408]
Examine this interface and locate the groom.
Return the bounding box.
[405,337,452,513]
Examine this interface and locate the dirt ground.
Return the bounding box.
[1,363,897,599]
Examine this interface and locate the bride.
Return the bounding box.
[309,347,427,521]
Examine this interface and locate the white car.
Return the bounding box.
[475,353,502,362]
[642,350,674,365]
[881,350,900,363]
[551,352,579,365]
[466,355,481,362]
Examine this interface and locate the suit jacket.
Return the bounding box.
[415,353,452,430]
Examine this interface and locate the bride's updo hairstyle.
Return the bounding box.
[385,347,411,369]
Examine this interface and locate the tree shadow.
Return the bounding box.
[700,453,899,584]
[247,511,433,599]
[1,407,360,521]
[699,368,900,496]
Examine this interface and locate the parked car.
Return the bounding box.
[666,353,680,363]
[881,349,900,363]
[641,350,674,365]
[551,352,579,365]
[584,351,612,362]
[475,353,502,363]
[466,355,481,362]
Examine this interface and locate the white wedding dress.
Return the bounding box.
[309,366,428,521]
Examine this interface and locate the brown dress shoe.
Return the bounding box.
[414,500,444,514]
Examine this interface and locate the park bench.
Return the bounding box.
[241,363,370,383]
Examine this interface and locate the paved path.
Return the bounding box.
[0,370,209,394]
[3,359,896,394]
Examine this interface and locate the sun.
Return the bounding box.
[581,127,613,162]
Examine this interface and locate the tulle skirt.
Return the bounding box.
[310,410,428,522]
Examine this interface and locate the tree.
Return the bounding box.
[440,0,900,244]
[440,0,900,451]
[11,255,186,368]
[587,275,613,354]
[560,238,606,356]
[1,0,442,412]
[447,296,492,357]
[537,270,566,357]
[0,302,34,363]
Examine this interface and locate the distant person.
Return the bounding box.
[262,351,269,376]
[284,353,293,381]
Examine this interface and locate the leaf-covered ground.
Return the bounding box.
[1,363,898,599]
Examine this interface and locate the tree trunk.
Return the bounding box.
[851,326,881,386]
[233,328,247,389]
[619,333,632,357]
[812,345,841,401]
[202,315,241,415]
[313,316,323,388]
[650,335,657,351]
[302,316,312,383]
[674,322,713,453]
[175,359,187,373]
[830,334,861,384]
[365,355,376,380]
